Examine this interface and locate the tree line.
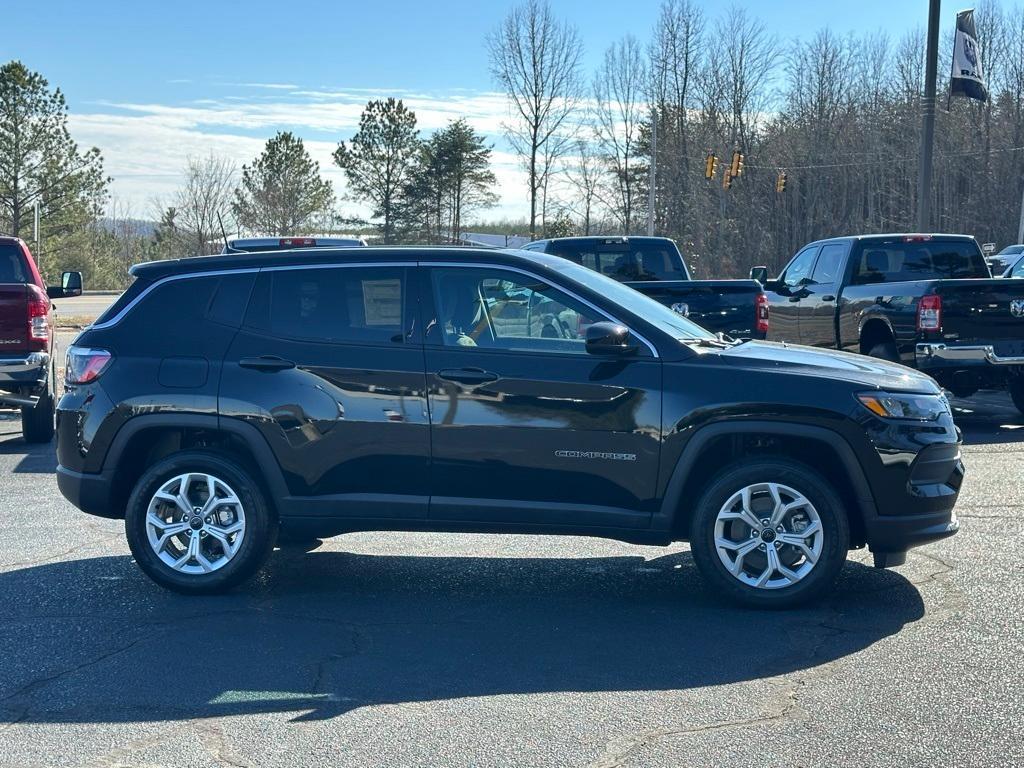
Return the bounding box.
[489,0,1024,276]
[4,0,1024,287]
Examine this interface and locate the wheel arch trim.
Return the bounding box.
[654,420,877,533]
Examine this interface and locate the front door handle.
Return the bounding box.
[437,368,499,385]
[788,296,801,303]
[239,356,296,372]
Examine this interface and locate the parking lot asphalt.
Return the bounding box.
[0,394,1021,767]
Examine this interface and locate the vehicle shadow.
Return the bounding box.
[0,548,924,725]
[0,416,57,473]
[951,391,1024,446]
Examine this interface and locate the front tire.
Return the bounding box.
[866,341,899,363]
[689,458,850,608]
[125,451,276,594]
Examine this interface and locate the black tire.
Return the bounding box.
[1010,378,1024,416]
[689,458,850,609]
[21,388,55,444]
[866,341,899,363]
[125,450,277,594]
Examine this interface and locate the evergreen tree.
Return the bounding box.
[333,98,420,244]
[232,131,333,236]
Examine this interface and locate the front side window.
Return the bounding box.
[810,244,846,284]
[428,268,601,354]
[783,246,820,287]
[252,266,406,345]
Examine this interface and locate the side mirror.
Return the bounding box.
[47,271,83,299]
[749,266,769,284]
[585,321,637,355]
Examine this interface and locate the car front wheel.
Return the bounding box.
[124,451,276,594]
[689,458,850,608]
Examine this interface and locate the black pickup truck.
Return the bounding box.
[523,237,768,339]
[752,234,1024,411]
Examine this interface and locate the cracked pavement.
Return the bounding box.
[0,391,1021,767]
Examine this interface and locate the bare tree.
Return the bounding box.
[174,154,236,255]
[593,35,647,233]
[488,0,584,239]
[564,139,604,235]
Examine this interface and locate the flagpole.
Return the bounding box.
[917,0,941,233]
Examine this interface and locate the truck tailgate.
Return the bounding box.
[0,285,27,353]
[935,279,1024,354]
[629,280,763,337]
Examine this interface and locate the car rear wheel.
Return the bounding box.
[1010,377,1024,416]
[21,389,54,443]
[125,451,276,594]
[689,458,850,608]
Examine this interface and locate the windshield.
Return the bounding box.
[543,240,689,281]
[531,254,714,340]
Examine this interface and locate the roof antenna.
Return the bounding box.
[218,213,241,254]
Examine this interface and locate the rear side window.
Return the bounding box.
[0,243,28,283]
[544,241,689,281]
[854,241,989,283]
[248,267,407,345]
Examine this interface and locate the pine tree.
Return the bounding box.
[232,131,333,236]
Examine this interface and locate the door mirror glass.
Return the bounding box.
[62,271,83,295]
[585,321,635,355]
[750,266,769,284]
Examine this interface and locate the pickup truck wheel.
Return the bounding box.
[21,390,55,444]
[689,459,850,608]
[866,342,899,363]
[1010,378,1024,416]
[124,451,277,594]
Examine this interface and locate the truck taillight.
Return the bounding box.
[280,238,315,247]
[26,285,50,348]
[755,293,770,334]
[918,294,942,331]
[65,346,112,385]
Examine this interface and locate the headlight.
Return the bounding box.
[856,391,948,421]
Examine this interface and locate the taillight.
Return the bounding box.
[755,293,770,334]
[26,285,50,349]
[280,238,315,248]
[65,346,112,385]
[918,294,942,331]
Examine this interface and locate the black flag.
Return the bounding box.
[950,9,988,102]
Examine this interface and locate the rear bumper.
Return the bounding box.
[916,343,1024,367]
[56,464,120,519]
[0,352,49,405]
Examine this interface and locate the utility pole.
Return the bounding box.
[917,0,941,232]
[1018,181,1024,243]
[647,108,657,236]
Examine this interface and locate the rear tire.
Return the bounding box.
[866,341,899,364]
[1010,378,1024,416]
[125,450,277,594]
[21,390,55,444]
[689,458,850,609]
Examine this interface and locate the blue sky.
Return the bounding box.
[6,0,943,222]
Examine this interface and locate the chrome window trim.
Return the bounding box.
[89,262,412,330]
[420,261,660,359]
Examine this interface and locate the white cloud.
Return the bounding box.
[69,87,531,223]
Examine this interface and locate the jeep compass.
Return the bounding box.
[55,247,962,607]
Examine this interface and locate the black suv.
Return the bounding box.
[56,247,963,607]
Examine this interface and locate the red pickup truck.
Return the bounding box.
[0,237,82,442]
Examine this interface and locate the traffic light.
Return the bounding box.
[723,170,732,190]
[704,153,719,180]
[776,171,787,193]
[730,150,744,177]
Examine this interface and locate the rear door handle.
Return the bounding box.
[238,356,296,372]
[437,368,499,385]
[821,295,836,302]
